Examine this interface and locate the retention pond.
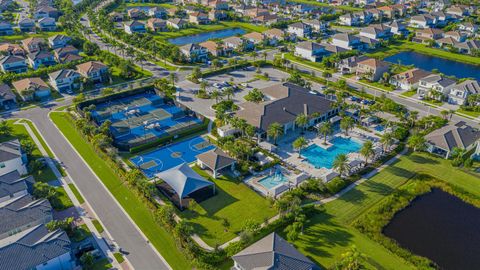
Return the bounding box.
[383,188,480,269]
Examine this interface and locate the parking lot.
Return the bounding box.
[176,66,325,119]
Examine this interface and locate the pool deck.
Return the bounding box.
[275,128,381,180]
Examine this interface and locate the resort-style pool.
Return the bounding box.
[384,51,480,81]
[167,28,246,46]
[383,189,480,269]
[257,170,289,189]
[302,137,363,169]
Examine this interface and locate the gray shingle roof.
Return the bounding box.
[0,139,22,162]
[232,232,318,270]
[196,148,235,171]
[0,194,51,237]
[426,121,480,151]
[0,224,70,270]
[0,170,34,199]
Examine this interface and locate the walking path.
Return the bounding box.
[16,119,129,270]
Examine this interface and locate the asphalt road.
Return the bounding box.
[4,103,171,270]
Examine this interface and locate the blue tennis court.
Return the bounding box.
[130,136,215,178]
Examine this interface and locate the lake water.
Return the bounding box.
[383,188,480,269]
[167,28,246,46]
[384,51,480,81]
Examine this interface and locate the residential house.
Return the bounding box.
[124,20,146,34]
[232,232,318,270]
[455,40,480,54]
[0,21,13,35]
[59,53,83,63]
[243,32,269,45]
[34,6,59,20]
[235,83,338,139]
[208,0,229,10]
[0,225,73,270]
[199,40,231,57]
[263,28,285,42]
[223,36,253,51]
[76,61,109,83]
[386,21,408,36]
[0,194,51,238]
[443,31,466,42]
[48,34,71,49]
[378,4,406,18]
[390,68,432,90]
[21,37,45,53]
[366,8,383,21]
[295,41,327,62]
[27,51,55,70]
[446,5,470,17]
[0,84,16,109]
[417,74,456,99]
[409,14,436,28]
[18,18,36,32]
[0,139,28,175]
[208,10,227,21]
[109,11,123,22]
[339,13,361,26]
[0,55,27,73]
[0,44,24,56]
[359,24,391,40]
[304,19,328,33]
[38,17,57,31]
[189,12,210,24]
[431,11,453,27]
[54,46,79,61]
[253,13,278,26]
[414,28,444,44]
[48,69,81,92]
[353,10,373,24]
[356,58,390,81]
[331,33,363,50]
[12,77,51,101]
[336,55,369,74]
[180,43,209,62]
[458,22,478,34]
[287,22,312,38]
[146,18,167,32]
[148,7,167,18]
[448,80,480,105]
[425,121,480,158]
[167,18,188,29]
[127,8,146,19]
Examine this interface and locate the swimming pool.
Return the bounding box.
[257,170,289,189]
[302,137,363,169]
[130,136,215,178]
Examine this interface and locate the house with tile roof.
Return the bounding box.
[12,77,51,101]
[390,68,433,91]
[426,121,480,158]
[0,224,73,270]
[48,69,81,92]
[356,58,390,82]
[232,232,319,270]
[76,61,109,83]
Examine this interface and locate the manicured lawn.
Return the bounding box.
[49,112,191,270]
[92,258,112,270]
[0,120,57,183]
[0,31,67,42]
[114,252,125,263]
[401,90,417,97]
[69,183,85,204]
[289,0,363,11]
[290,151,480,269]
[456,108,480,118]
[181,166,276,247]
[358,79,395,91]
[125,2,176,8]
[284,53,326,72]
[55,186,74,210]
[92,219,104,233]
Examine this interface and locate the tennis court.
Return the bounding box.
[130,136,215,178]
[90,92,203,149]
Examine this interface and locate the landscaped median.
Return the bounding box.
[49,112,191,270]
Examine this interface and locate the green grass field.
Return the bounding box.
[54,186,74,210]
[289,151,480,269]
[288,0,363,11]
[49,112,191,270]
[456,108,480,118]
[0,31,67,42]
[181,166,276,246]
[68,183,85,204]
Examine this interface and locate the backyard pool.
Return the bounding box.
[302,137,363,169]
[130,136,215,178]
[384,51,480,81]
[258,169,290,189]
[168,28,246,45]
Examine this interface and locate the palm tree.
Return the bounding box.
[250,51,258,61]
[333,153,350,177]
[267,122,284,145]
[211,89,222,104]
[224,87,234,100]
[380,132,394,153]
[170,73,177,87]
[292,136,307,158]
[407,134,426,152]
[295,114,309,133]
[340,116,355,136]
[262,51,267,61]
[360,141,374,164]
[318,121,333,145]
[407,111,418,128]
[440,110,449,120]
